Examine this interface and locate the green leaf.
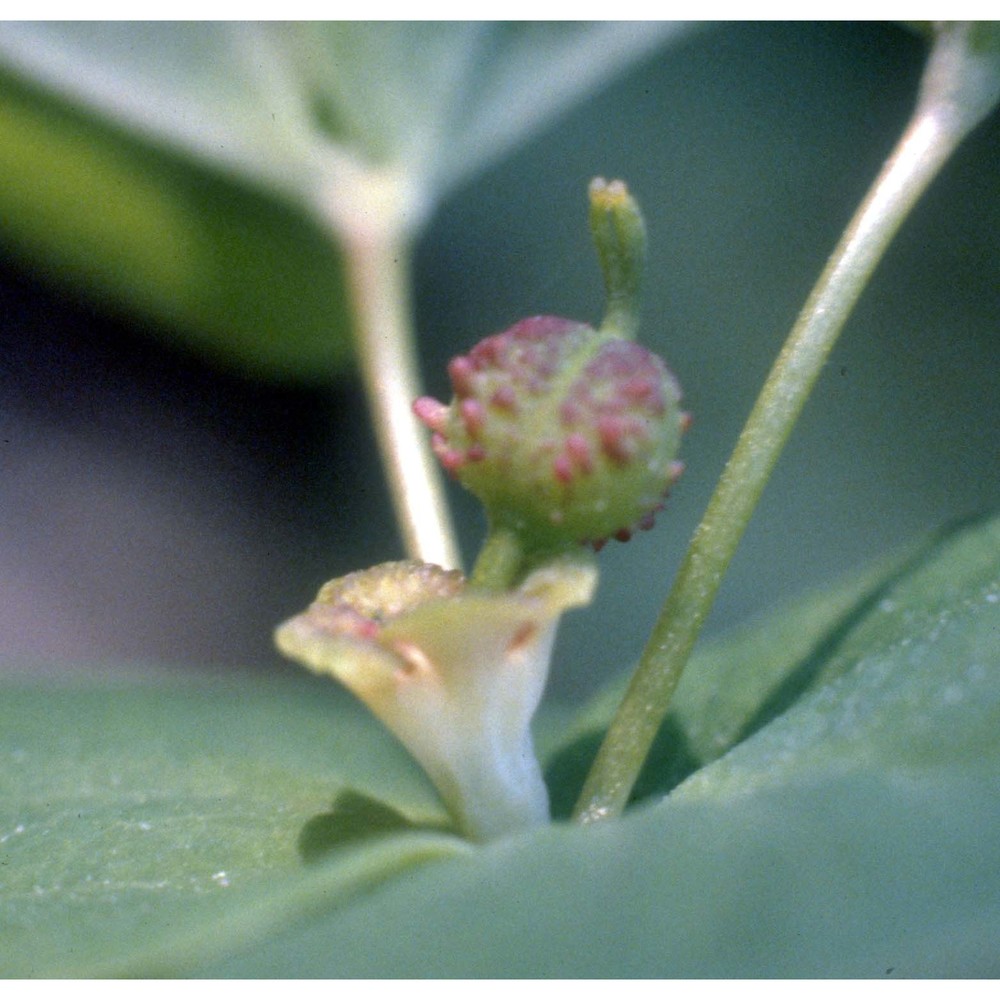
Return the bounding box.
[199,512,1000,976]
[546,514,995,809]
[197,771,1000,978]
[0,23,688,379]
[2,512,997,975]
[0,68,353,381]
[0,23,686,209]
[0,671,459,977]
[670,511,1000,798]
[297,789,444,864]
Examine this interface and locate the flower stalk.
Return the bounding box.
[322,164,460,570]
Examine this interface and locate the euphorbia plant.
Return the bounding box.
[0,22,998,978]
[277,21,1000,846]
[276,179,684,840]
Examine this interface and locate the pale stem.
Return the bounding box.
[574,24,1000,824]
[339,224,461,570]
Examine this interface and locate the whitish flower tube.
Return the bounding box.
[275,557,596,842]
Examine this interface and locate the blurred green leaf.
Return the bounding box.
[553,514,991,796]
[200,511,1000,976]
[0,672,458,977]
[2,511,996,975]
[0,22,688,379]
[0,69,353,381]
[0,23,688,208]
[198,773,999,977]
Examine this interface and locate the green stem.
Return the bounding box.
[589,177,646,340]
[574,23,1000,824]
[337,204,461,571]
[469,524,526,591]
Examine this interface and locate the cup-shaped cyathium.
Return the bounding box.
[275,557,596,842]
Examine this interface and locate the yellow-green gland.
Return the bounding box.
[414,315,686,551]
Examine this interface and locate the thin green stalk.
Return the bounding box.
[574,23,1000,824]
[589,177,647,340]
[470,524,526,591]
[338,212,461,571]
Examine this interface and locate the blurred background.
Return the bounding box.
[0,22,997,700]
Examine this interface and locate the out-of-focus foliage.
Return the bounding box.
[1,513,996,975]
[0,22,687,379]
[0,69,352,379]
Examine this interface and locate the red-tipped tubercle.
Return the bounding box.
[447,356,477,398]
[413,396,450,433]
[460,399,487,438]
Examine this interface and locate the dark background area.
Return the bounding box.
[1,22,997,699]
